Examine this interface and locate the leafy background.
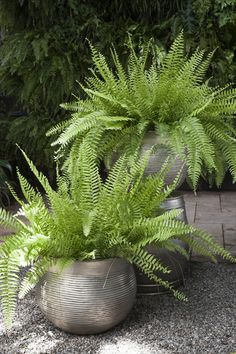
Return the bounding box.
[0,0,235,192]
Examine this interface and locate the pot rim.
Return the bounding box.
[52,256,126,264]
[164,193,185,201]
[47,257,132,275]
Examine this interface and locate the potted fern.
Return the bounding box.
[0,145,234,334]
[48,32,236,190]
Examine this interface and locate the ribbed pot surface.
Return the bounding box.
[36,258,136,334]
[160,194,188,222]
[105,131,187,188]
[141,131,187,187]
[136,194,189,294]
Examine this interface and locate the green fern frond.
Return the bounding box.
[160,240,189,259]
[130,246,187,301]
[191,227,236,263]
[18,257,53,299]
[221,142,236,181]
[0,208,20,232]
[0,256,20,328]
[131,247,170,274]
[51,112,100,147]
[60,101,83,112]
[193,50,215,84]
[89,43,118,91]
[17,146,54,197]
[0,232,27,259]
[46,118,71,137]
[161,31,185,76]
[178,48,205,83]
[16,168,42,204]
[71,140,102,209]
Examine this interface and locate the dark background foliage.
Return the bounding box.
[0,0,235,191]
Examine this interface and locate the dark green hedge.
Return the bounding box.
[0,0,235,179]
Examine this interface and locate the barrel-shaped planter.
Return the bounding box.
[36,258,136,334]
[136,194,189,294]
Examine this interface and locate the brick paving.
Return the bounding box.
[183,191,236,260]
[1,192,236,260]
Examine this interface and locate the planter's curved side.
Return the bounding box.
[36,258,136,334]
[140,131,187,187]
[105,131,187,187]
[136,194,189,294]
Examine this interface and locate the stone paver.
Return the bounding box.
[183,191,236,260]
[223,224,236,255]
[194,223,223,244]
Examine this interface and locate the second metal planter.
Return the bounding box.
[135,194,189,294]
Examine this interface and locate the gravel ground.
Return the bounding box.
[0,262,235,354]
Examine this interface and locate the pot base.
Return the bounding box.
[137,277,186,296]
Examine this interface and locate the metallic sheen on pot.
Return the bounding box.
[136,194,189,294]
[105,131,187,187]
[140,131,187,187]
[36,258,136,334]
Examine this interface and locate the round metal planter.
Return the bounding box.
[105,131,187,188]
[36,258,136,334]
[136,194,189,295]
[161,193,188,222]
[140,131,187,187]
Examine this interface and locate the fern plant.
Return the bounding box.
[49,32,236,190]
[0,144,235,329]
